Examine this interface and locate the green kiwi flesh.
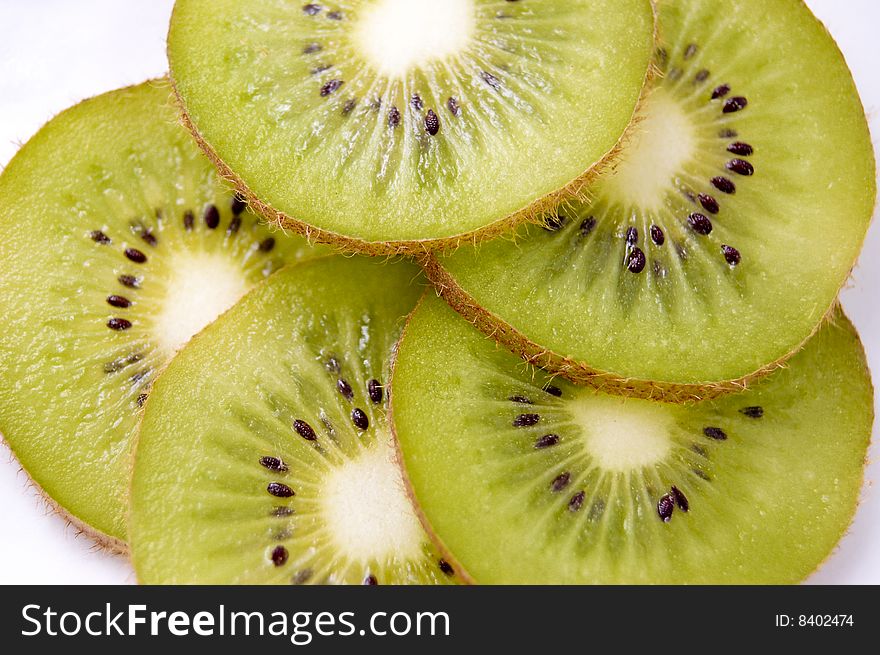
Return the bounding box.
[427,0,876,397]
[130,257,458,584]
[167,0,656,251]
[392,295,873,584]
[0,81,324,545]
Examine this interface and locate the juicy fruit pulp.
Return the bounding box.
[0,81,322,544]
[392,296,873,584]
[168,0,655,250]
[427,0,876,396]
[130,257,458,584]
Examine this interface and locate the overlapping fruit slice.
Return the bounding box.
[392,295,873,584]
[168,0,655,250]
[130,257,459,584]
[426,0,876,398]
[0,81,323,545]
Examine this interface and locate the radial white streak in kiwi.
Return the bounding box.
[154,252,249,355]
[570,393,672,472]
[320,441,424,562]
[602,89,697,212]
[355,0,475,79]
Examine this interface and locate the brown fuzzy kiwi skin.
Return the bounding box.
[387,291,476,585]
[388,295,875,584]
[0,432,129,556]
[167,5,659,257]
[420,252,863,404]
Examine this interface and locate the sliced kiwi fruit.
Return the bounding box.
[167,0,656,252]
[0,81,324,547]
[392,295,873,584]
[425,0,876,399]
[130,257,458,584]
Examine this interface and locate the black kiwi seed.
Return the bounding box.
[551,472,571,492]
[204,204,220,229]
[136,393,148,407]
[626,227,639,244]
[140,231,158,247]
[568,491,586,512]
[683,43,698,59]
[727,142,754,156]
[544,385,563,397]
[711,176,736,194]
[310,64,332,75]
[292,569,313,585]
[302,4,321,15]
[703,426,728,441]
[410,94,423,111]
[726,159,754,176]
[90,230,111,244]
[368,379,383,404]
[687,213,713,235]
[183,210,194,231]
[722,245,742,266]
[719,128,738,138]
[694,69,710,83]
[303,42,321,54]
[692,468,711,482]
[327,10,343,20]
[535,434,560,449]
[267,482,295,498]
[543,215,567,232]
[272,506,294,517]
[125,247,147,263]
[260,456,288,473]
[388,106,401,128]
[667,68,682,81]
[351,408,369,431]
[227,216,241,235]
[337,378,353,400]
[711,84,731,100]
[118,274,141,289]
[481,71,502,90]
[259,237,276,252]
[106,294,131,308]
[364,574,378,585]
[231,193,247,216]
[509,395,533,404]
[513,413,540,427]
[130,369,151,385]
[320,79,344,97]
[271,545,289,567]
[293,419,317,441]
[325,356,340,373]
[425,109,440,136]
[740,406,764,419]
[698,193,720,214]
[438,559,455,577]
[447,97,461,116]
[342,98,357,115]
[722,96,748,113]
[670,486,690,512]
[107,318,132,331]
[579,216,597,236]
[657,494,675,522]
[650,225,665,245]
[626,247,646,273]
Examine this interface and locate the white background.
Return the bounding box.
[0,0,878,585]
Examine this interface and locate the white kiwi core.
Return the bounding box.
[570,393,674,472]
[355,0,476,79]
[601,88,698,211]
[320,441,425,562]
[155,252,250,355]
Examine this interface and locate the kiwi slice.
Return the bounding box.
[0,81,324,547]
[392,295,873,584]
[425,0,876,399]
[129,257,458,584]
[167,0,656,252]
